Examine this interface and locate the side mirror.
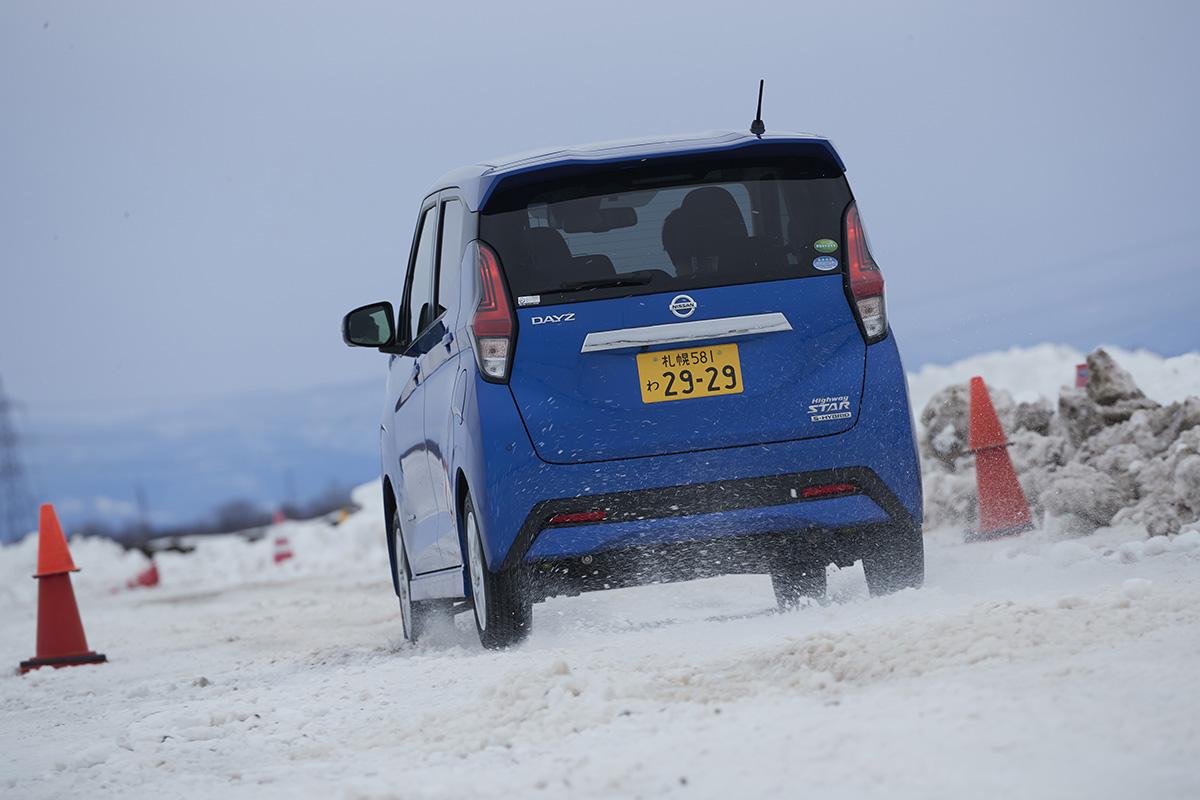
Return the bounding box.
[342,301,396,348]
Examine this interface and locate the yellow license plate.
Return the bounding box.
[636,344,744,404]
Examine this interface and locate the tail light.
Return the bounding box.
[471,242,515,381]
[844,201,887,342]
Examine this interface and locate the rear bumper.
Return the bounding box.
[512,467,903,568]
[462,334,922,571]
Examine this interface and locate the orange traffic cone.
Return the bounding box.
[126,559,160,590]
[19,505,107,673]
[965,377,1034,542]
[273,536,293,565]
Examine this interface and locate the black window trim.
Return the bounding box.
[399,198,440,351]
[434,191,468,319]
[403,189,475,350]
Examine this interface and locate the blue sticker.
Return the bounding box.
[812,255,839,271]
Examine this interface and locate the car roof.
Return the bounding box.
[429,130,844,211]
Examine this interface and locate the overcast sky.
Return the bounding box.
[3,0,1198,425]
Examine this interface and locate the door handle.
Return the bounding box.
[443,331,454,352]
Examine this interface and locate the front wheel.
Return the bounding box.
[464,495,532,649]
[862,522,925,596]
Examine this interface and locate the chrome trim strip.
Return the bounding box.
[580,312,792,353]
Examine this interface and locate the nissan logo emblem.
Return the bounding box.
[669,294,697,318]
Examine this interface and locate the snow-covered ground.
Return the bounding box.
[3,346,1200,799]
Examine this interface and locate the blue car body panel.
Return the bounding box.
[508,276,866,463]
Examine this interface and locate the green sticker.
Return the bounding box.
[814,238,838,253]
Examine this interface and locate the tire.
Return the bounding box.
[464,494,532,649]
[862,522,925,596]
[770,557,827,610]
[392,510,432,643]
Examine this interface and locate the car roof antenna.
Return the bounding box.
[749,79,766,137]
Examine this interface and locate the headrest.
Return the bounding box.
[661,186,749,274]
[525,227,572,268]
[680,186,748,239]
[662,208,688,268]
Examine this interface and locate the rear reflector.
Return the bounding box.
[800,483,858,499]
[547,510,607,525]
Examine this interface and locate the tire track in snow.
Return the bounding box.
[386,578,1200,758]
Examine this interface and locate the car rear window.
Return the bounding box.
[479,157,853,305]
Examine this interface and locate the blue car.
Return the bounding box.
[343,130,923,648]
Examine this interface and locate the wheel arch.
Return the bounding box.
[382,476,401,597]
[454,467,471,521]
[455,468,475,591]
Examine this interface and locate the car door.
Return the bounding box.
[420,194,469,569]
[389,201,443,575]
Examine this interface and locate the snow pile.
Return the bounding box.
[920,347,1200,535]
[0,481,388,613]
[908,343,1200,412]
[0,534,144,612]
[150,481,388,594]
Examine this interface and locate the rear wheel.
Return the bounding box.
[392,510,433,643]
[862,522,925,596]
[465,495,532,649]
[770,556,827,610]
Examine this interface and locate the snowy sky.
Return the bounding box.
[3,0,1199,423]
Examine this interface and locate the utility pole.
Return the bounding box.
[0,375,35,544]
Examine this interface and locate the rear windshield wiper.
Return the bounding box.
[534,275,653,295]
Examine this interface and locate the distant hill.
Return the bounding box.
[15,378,383,536]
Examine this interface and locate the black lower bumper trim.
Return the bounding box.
[501,466,914,571]
[19,651,107,672]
